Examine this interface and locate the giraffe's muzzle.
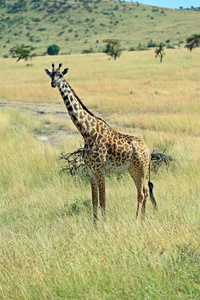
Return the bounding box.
[51,81,57,88]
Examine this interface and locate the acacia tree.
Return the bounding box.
[185,34,200,51]
[155,43,165,63]
[103,39,123,60]
[10,44,35,62]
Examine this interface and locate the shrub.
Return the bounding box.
[32,17,40,22]
[37,28,46,31]
[47,44,60,55]
[81,48,94,54]
[147,40,157,48]
[167,45,175,49]
[137,43,148,51]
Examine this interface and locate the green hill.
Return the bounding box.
[1,0,200,57]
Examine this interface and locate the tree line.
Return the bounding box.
[9,34,200,62]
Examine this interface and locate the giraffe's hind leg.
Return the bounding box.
[141,186,148,219]
[128,167,147,220]
[135,182,146,220]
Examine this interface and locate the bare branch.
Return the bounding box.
[59,148,87,177]
[150,149,173,173]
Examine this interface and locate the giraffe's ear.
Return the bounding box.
[62,68,69,76]
[45,69,51,76]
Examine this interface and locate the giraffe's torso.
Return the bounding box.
[82,118,150,175]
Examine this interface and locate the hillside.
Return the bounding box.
[1,0,200,57]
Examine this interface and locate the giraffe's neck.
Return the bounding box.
[57,78,99,140]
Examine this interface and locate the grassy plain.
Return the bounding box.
[0,49,200,299]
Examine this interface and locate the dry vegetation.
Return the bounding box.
[0,49,200,299]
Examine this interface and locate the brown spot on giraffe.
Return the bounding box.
[45,63,157,226]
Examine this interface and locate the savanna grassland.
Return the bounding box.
[0,49,200,299]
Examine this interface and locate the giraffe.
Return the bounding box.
[45,63,157,225]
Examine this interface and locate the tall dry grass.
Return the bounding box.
[0,50,200,299]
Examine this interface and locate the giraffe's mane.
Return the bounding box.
[65,80,110,127]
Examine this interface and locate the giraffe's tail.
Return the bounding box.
[148,163,157,209]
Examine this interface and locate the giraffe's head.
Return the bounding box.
[45,63,69,88]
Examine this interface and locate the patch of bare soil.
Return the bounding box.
[0,100,79,146]
[0,100,69,118]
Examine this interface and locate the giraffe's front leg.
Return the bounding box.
[87,166,98,226]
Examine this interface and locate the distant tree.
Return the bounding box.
[103,39,123,60]
[47,44,60,55]
[10,44,35,62]
[155,43,165,63]
[185,34,200,51]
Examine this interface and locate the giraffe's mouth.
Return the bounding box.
[51,82,57,88]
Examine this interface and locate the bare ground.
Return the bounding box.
[0,100,70,119]
[0,100,79,146]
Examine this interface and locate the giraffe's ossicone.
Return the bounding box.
[45,64,157,225]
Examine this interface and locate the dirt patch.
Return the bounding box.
[0,100,79,146]
[0,100,70,119]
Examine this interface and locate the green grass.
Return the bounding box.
[1,0,200,57]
